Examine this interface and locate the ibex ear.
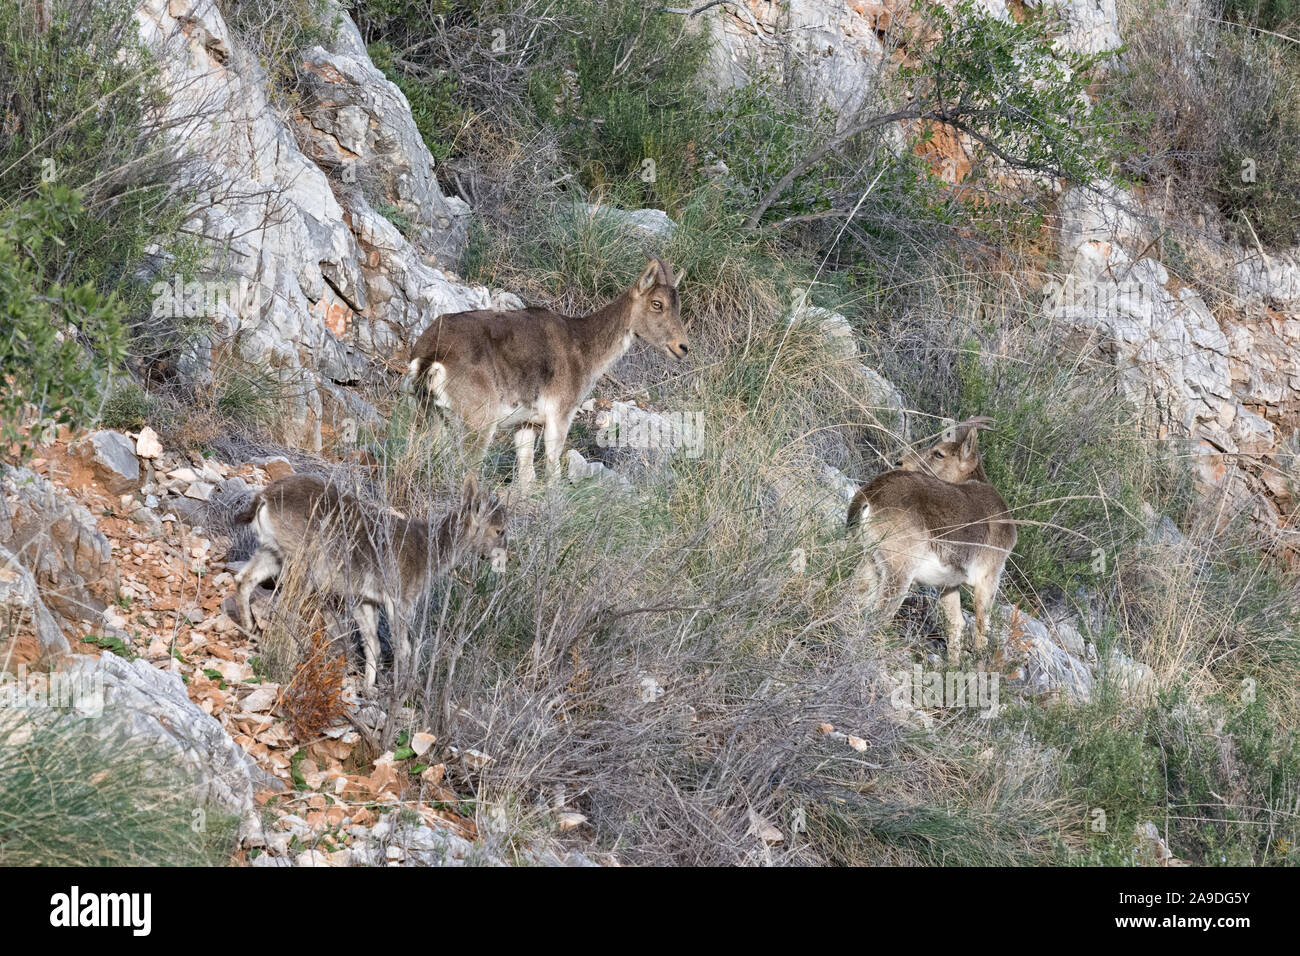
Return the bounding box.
[960,427,980,458]
[636,260,658,294]
[671,265,686,288]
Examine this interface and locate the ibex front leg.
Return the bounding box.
[543,410,574,484]
[234,547,282,632]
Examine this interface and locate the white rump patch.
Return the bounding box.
[251,503,275,545]
[427,361,450,409]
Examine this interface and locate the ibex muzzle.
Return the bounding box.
[847,418,1015,662]
[406,257,689,487]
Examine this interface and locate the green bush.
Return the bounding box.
[0,0,189,332]
[369,40,464,163]
[1222,0,1300,30]
[542,0,712,209]
[1208,33,1300,248]
[705,76,843,218]
[1026,686,1300,865]
[0,188,126,454]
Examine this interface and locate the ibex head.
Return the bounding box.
[898,416,995,483]
[453,472,508,561]
[629,257,689,360]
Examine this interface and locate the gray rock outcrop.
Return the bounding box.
[28,651,282,814]
[1,465,119,631]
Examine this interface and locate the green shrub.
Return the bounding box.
[705,76,843,218]
[0,188,126,454]
[543,0,712,209]
[1221,0,1300,30]
[1026,685,1300,865]
[369,40,464,163]
[0,0,190,335]
[1208,33,1300,248]
[100,381,162,432]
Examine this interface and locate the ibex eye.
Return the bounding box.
[652,301,663,310]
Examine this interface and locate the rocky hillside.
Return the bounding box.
[3,0,1299,866]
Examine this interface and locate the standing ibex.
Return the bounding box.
[846,417,1015,662]
[233,473,507,689]
[405,257,689,487]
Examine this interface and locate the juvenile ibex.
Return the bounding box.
[406,257,689,486]
[233,473,507,689]
[846,418,1015,662]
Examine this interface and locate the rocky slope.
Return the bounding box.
[136,0,1300,546]
[2,425,614,865]
[4,0,1291,866]
[2,410,1160,863]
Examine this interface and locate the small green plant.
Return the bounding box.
[79,633,135,661]
[372,201,416,237]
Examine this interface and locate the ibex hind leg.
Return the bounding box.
[404,361,445,433]
[355,602,382,692]
[385,597,410,680]
[939,587,964,664]
[852,550,913,634]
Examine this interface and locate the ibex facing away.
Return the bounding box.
[233,473,507,689]
[846,418,1015,662]
[406,257,689,486]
